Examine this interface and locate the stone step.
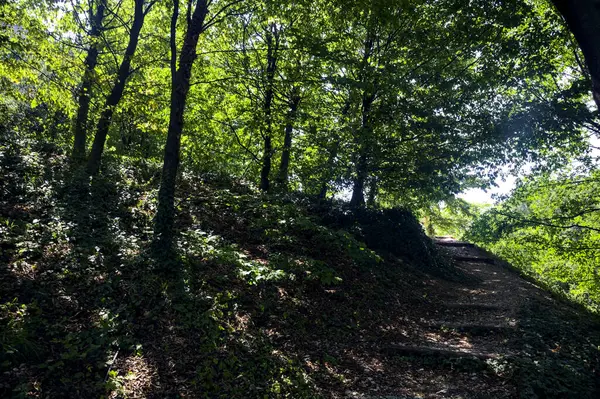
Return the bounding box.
[453,255,495,264]
[444,303,505,311]
[434,240,475,247]
[428,322,513,335]
[382,344,498,360]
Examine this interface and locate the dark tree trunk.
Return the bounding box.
[366,176,377,208]
[318,101,350,199]
[318,138,341,199]
[50,110,67,142]
[153,0,209,250]
[170,0,178,88]
[259,24,279,192]
[276,87,300,189]
[551,0,600,111]
[350,152,367,206]
[318,181,329,200]
[86,0,147,175]
[72,0,106,161]
[350,91,375,207]
[350,34,376,207]
[260,135,272,191]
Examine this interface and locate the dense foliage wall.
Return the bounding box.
[1,0,597,209]
[468,170,600,312]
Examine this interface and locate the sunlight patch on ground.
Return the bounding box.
[109,355,154,398]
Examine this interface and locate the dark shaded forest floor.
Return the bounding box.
[1,140,600,398]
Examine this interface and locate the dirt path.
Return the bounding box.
[339,238,600,398]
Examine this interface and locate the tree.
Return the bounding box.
[153,0,210,250]
[275,85,301,189]
[258,22,280,191]
[551,0,600,112]
[72,0,106,161]
[468,169,600,310]
[154,0,243,250]
[86,0,155,175]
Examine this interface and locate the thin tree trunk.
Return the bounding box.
[350,91,375,207]
[153,0,209,250]
[50,110,67,142]
[276,87,300,189]
[551,0,600,111]
[170,0,178,88]
[350,33,375,207]
[350,151,367,206]
[366,176,377,207]
[72,0,106,161]
[87,0,147,175]
[317,141,336,198]
[259,24,279,192]
[318,101,350,199]
[260,135,272,191]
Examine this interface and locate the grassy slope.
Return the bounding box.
[1,140,599,398]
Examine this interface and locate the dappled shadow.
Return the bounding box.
[0,140,150,396]
[0,142,312,397]
[3,140,600,398]
[415,242,600,398]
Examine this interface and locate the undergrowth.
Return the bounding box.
[0,136,445,398]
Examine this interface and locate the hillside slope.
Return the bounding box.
[1,143,599,398]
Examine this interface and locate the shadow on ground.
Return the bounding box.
[1,139,599,398]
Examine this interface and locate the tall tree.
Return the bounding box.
[259,23,280,191]
[72,0,106,161]
[154,0,210,250]
[86,0,155,175]
[154,0,242,250]
[276,85,301,189]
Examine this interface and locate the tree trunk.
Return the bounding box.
[318,101,351,199]
[276,87,300,190]
[259,24,279,192]
[366,176,377,208]
[350,91,375,207]
[260,135,272,191]
[350,152,367,206]
[72,0,106,161]
[87,0,147,175]
[153,0,209,250]
[551,0,600,111]
[318,139,338,199]
[350,33,375,207]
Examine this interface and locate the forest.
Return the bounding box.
[1,0,600,397]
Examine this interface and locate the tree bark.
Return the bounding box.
[276,87,300,189]
[350,91,375,207]
[350,33,375,207]
[72,0,106,161]
[350,151,367,206]
[153,0,209,250]
[259,24,279,192]
[551,0,600,111]
[260,135,272,191]
[318,138,340,199]
[318,101,350,199]
[86,0,147,175]
[366,176,377,208]
[317,143,336,198]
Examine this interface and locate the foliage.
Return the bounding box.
[467,170,600,312]
[1,0,597,205]
[421,197,491,239]
[2,0,600,396]
[0,135,442,397]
